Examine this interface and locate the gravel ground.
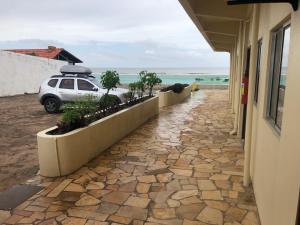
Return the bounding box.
[0,94,59,192]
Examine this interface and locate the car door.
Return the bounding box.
[77,79,101,100]
[58,78,76,102]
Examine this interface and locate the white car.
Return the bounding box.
[38,65,128,113]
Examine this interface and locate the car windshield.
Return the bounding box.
[89,77,103,88]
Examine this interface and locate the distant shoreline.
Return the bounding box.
[92,67,229,76]
[93,68,230,86]
[118,83,228,90]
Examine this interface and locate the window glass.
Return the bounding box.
[276,26,290,128]
[59,79,74,90]
[267,24,290,130]
[48,79,58,88]
[78,79,95,91]
[254,39,262,104]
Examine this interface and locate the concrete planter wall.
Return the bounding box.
[158,85,192,108]
[37,96,159,177]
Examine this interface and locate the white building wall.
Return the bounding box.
[0,50,67,96]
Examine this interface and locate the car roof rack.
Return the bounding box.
[51,74,96,79]
[60,65,92,75]
[50,65,95,79]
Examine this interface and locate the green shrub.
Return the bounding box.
[138,71,147,97]
[61,110,82,126]
[99,94,121,109]
[128,82,137,100]
[100,70,121,95]
[136,80,146,98]
[100,70,121,111]
[123,91,134,102]
[58,95,98,132]
[139,71,162,96]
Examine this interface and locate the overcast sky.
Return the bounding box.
[0,0,229,68]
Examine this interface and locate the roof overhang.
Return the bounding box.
[227,0,298,11]
[179,0,252,52]
[59,49,83,63]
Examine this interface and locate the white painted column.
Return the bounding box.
[229,51,233,103]
[244,5,260,186]
[231,43,237,112]
[232,21,245,135]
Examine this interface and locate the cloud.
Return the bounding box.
[0,0,229,67]
[145,50,155,55]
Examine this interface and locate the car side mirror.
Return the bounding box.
[92,87,98,92]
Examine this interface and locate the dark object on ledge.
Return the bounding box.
[227,0,298,11]
[160,83,189,94]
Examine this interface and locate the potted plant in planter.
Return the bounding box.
[99,70,121,113]
[139,71,162,97]
[128,82,137,102]
[55,95,98,134]
[37,70,161,177]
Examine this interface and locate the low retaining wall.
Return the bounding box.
[158,85,192,108]
[37,96,159,177]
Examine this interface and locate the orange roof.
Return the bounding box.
[6,46,83,63]
[7,47,63,59]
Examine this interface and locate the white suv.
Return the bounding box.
[38,66,128,113]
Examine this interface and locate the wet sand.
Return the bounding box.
[0,94,59,191]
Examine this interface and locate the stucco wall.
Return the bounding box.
[230,4,300,225]
[0,50,67,96]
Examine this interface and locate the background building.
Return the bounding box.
[0,47,82,96]
[6,46,82,65]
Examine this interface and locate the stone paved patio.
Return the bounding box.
[1,90,260,225]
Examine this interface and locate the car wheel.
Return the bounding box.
[44,97,60,113]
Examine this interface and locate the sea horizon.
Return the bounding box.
[91,67,229,85]
[91,67,229,76]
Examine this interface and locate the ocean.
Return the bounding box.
[92,67,229,85]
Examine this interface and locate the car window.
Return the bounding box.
[48,79,58,88]
[78,79,95,91]
[59,79,74,90]
[89,78,102,88]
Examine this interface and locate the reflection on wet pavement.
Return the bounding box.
[2,90,260,225]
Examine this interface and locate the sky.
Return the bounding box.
[0,0,229,68]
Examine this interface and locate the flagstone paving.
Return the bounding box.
[1,90,261,225]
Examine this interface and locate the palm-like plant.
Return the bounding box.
[139,71,162,97]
